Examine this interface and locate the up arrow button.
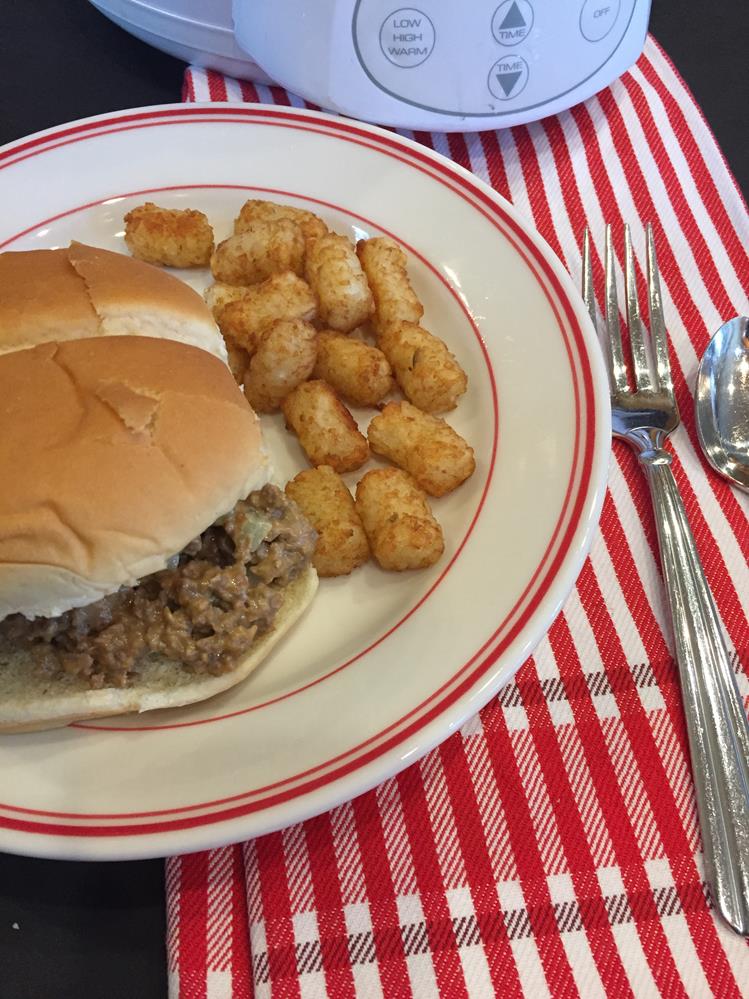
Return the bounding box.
[500,3,526,30]
[492,1,534,46]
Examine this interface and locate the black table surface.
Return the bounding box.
[0,3,746,998]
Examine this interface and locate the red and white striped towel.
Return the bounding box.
[170,36,749,997]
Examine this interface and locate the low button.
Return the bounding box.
[492,1,534,46]
[580,0,620,42]
[488,55,529,100]
[379,8,435,68]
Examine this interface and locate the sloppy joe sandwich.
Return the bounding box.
[0,335,317,732]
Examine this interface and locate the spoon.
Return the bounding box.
[695,316,749,492]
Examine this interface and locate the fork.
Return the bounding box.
[583,224,749,936]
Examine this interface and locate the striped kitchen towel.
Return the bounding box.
[170,35,749,998]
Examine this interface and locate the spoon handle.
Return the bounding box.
[639,448,749,935]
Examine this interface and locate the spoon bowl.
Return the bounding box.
[695,316,749,492]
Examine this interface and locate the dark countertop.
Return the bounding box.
[0,3,746,998]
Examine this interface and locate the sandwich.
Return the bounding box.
[0,335,318,732]
[0,241,227,360]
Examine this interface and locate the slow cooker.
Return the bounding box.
[91,0,652,130]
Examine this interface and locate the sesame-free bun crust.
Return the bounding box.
[0,243,227,361]
[0,336,270,620]
[0,566,318,733]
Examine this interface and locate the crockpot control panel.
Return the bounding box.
[352,0,638,118]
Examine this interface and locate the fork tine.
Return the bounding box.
[604,225,629,393]
[624,224,653,391]
[646,224,674,395]
[582,228,597,329]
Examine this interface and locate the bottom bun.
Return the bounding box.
[0,567,318,734]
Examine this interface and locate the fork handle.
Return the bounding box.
[639,447,749,935]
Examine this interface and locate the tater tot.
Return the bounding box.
[355,468,444,571]
[356,236,424,335]
[285,466,370,577]
[234,199,328,243]
[378,321,467,413]
[204,282,250,316]
[210,221,305,285]
[305,233,374,333]
[313,331,394,407]
[243,319,317,413]
[223,335,251,385]
[282,380,370,473]
[124,202,213,268]
[215,299,263,356]
[368,401,475,497]
[207,272,317,351]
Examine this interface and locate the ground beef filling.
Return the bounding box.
[0,485,316,690]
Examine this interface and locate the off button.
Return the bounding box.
[380,8,436,68]
[580,0,620,41]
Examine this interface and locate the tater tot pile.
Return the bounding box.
[356,236,424,335]
[208,271,317,352]
[313,331,394,407]
[234,199,328,244]
[211,221,305,286]
[305,233,374,333]
[123,196,477,578]
[282,380,370,474]
[124,202,214,268]
[244,318,317,413]
[378,320,468,413]
[355,469,444,571]
[368,401,475,497]
[285,466,370,577]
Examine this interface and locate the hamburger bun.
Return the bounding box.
[0,336,317,731]
[0,336,269,620]
[0,242,227,361]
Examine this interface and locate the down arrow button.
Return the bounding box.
[488,56,529,100]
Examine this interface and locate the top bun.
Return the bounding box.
[0,336,269,620]
[0,242,227,361]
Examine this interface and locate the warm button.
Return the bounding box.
[487,55,529,100]
[379,8,436,68]
[579,0,620,41]
[491,1,534,46]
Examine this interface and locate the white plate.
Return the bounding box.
[0,104,610,860]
